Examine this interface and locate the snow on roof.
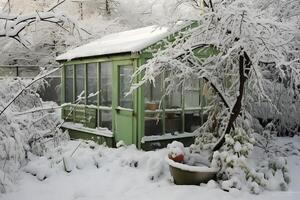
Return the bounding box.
[56,22,190,61]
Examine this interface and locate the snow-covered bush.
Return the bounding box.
[210,127,261,193]
[0,78,64,193]
[210,125,290,193]
[258,156,290,191]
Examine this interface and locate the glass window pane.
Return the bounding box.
[75,64,85,102]
[99,110,112,131]
[184,111,201,132]
[165,87,182,108]
[87,63,97,105]
[144,75,162,110]
[144,112,163,136]
[0,67,16,76]
[165,111,182,134]
[119,65,133,108]
[65,65,73,103]
[165,73,182,109]
[185,78,200,108]
[100,62,112,106]
[165,76,182,133]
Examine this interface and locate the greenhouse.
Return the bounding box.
[56,22,212,149]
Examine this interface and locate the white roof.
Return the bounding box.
[56,22,190,61]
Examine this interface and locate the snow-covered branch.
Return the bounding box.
[0,0,87,47]
[0,66,62,116]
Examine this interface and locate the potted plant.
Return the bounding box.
[146,101,159,110]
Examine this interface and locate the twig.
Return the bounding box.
[47,0,66,12]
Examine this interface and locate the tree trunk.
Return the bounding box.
[106,0,111,15]
[213,51,251,151]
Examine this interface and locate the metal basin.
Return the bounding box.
[167,157,218,185]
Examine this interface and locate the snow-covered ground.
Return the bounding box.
[1,137,300,200]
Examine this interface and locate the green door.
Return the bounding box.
[113,60,136,145]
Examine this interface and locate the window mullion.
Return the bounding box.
[162,71,166,135]
[181,82,185,133]
[98,62,101,127]
[84,63,87,105]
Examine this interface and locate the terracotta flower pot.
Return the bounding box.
[168,154,184,163]
[146,102,159,110]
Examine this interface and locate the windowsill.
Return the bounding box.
[61,104,112,110]
[144,107,206,113]
[141,132,198,143]
[62,122,113,138]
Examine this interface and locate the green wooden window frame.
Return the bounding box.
[144,73,205,136]
[62,61,113,130]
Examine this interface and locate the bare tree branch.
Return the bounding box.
[47,0,66,12]
[0,0,87,46]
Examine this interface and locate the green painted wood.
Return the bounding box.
[58,53,139,66]
[84,63,87,104]
[61,66,66,118]
[62,105,74,121]
[72,64,76,121]
[74,106,85,124]
[141,22,199,56]
[136,57,146,149]
[132,58,139,146]
[182,83,185,133]
[162,71,166,134]
[112,59,137,145]
[97,62,100,128]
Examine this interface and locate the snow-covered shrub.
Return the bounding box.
[190,130,218,152]
[0,78,64,193]
[211,125,291,193]
[252,122,291,191]
[210,127,266,193]
[258,156,290,191]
